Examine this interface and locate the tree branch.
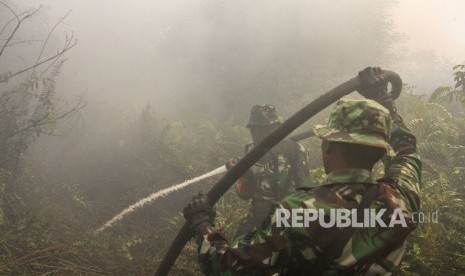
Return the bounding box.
[0,17,15,37]
[0,11,37,41]
[0,38,77,83]
[0,6,41,59]
[0,1,19,23]
[7,99,86,138]
[3,39,42,47]
[32,10,72,75]
[42,33,75,75]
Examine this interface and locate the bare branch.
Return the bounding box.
[0,17,15,37]
[0,6,41,59]
[0,1,19,22]
[0,11,34,38]
[7,99,86,138]
[0,38,77,83]
[4,39,42,47]
[0,17,16,38]
[32,10,72,75]
[42,32,74,74]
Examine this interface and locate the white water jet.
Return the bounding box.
[95,165,227,232]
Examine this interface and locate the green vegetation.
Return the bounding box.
[1,68,464,274]
[1,2,465,275]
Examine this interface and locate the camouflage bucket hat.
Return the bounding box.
[313,99,395,156]
[246,104,282,128]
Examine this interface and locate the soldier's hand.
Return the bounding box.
[225,158,238,171]
[183,192,216,233]
[357,67,396,115]
[357,67,390,102]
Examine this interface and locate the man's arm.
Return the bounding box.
[196,203,293,275]
[384,112,422,212]
[357,67,422,212]
[183,193,302,276]
[226,158,257,200]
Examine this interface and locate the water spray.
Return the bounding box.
[95,165,227,232]
[96,129,317,233]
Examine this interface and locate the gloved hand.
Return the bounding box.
[225,158,238,171]
[183,192,216,234]
[357,67,396,114]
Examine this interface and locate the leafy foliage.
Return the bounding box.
[395,91,465,275]
[429,64,465,109]
[1,4,465,272]
[3,77,465,275]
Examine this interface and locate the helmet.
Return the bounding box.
[246,104,282,128]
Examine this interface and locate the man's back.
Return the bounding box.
[246,139,312,201]
[261,170,419,275]
[235,138,313,237]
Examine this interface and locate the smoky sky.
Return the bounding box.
[2,0,464,119]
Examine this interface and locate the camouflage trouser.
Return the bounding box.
[235,199,273,238]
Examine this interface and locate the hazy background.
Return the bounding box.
[1,2,465,273]
[2,0,464,199]
[4,0,464,120]
[3,0,464,199]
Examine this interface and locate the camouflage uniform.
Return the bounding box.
[235,105,313,236]
[196,99,421,275]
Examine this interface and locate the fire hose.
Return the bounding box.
[154,69,402,275]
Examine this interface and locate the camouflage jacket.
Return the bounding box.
[238,139,313,202]
[195,114,421,275]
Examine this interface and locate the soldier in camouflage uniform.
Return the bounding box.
[183,67,421,275]
[227,104,313,237]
